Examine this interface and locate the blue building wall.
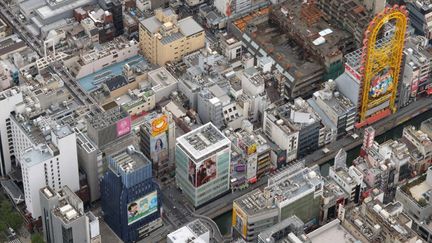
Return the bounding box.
[101,154,161,242]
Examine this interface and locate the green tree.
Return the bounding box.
[31,233,45,243]
[6,211,23,230]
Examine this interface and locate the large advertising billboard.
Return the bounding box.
[188,155,217,188]
[151,115,168,137]
[150,132,168,164]
[246,153,257,180]
[232,204,247,238]
[127,191,158,225]
[116,116,131,137]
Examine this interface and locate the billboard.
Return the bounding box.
[369,68,394,98]
[188,155,217,188]
[232,204,247,238]
[127,191,158,225]
[246,154,257,180]
[151,115,168,137]
[116,116,131,137]
[150,132,168,164]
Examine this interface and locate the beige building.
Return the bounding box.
[139,8,205,66]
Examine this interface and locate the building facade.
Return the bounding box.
[139,110,175,179]
[39,186,101,243]
[0,88,23,176]
[100,146,162,243]
[175,123,231,207]
[139,8,205,66]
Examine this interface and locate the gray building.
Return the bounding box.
[75,128,103,202]
[175,123,231,207]
[257,216,307,243]
[197,88,225,129]
[232,163,323,242]
[406,1,432,42]
[86,108,131,147]
[39,186,101,243]
[308,80,357,139]
[395,167,432,242]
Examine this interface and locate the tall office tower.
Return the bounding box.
[139,8,205,66]
[0,88,23,176]
[175,123,231,207]
[10,115,79,219]
[139,110,175,179]
[101,146,162,242]
[39,186,101,243]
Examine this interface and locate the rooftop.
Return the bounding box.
[235,163,322,216]
[110,146,150,173]
[167,219,209,243]
[140,9,203,37]
[307,219,358,243]
[177,122,230,160]
[87,107,129,130]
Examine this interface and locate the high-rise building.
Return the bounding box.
[10,115,80,219]
[175,122,231,207]
[139,110,175,179]
[139,8,205,66]
[39,185,101,243]
[0,88,23,176]
[101,146,162,242]
[75,128,103,202]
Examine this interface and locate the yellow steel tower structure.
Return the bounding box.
[358,5,408,123]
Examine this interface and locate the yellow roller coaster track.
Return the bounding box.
[359,5,408,122]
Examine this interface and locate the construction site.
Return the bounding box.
[227,1,357,100]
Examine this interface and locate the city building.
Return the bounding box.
[101,146,162,242]
[18,0,99,36]
[308,80,357,139]
[0,88,23,176]
[316,0,380,47]
[329,165,363,204]
[175,122,231,207]
[139,8,205,66]
[342,197,421,243]
[396,167,432,242]
[406,0,432,42]
[214,0,268,17]
[0,34,27,59]
[400,36,432,106]
[69,37,139,79]
[10,115,80,219]
[86,108,131,147]
[256,216,307,243]
[75,128,103,202]
[139,110,175,179]
[232,163,323,242]
[0,17,7,38]
[421,117,432,139]
[264,98,331,160]
[167,219,210,243]
[270,2,355,80]
[39,185,101,243]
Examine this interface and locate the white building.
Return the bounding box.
[167,219,210,243]
[0,88,23,176]
[11,115,79,218]
[70,38,139,79]
[147,67,179,103]
[263,111,299,163]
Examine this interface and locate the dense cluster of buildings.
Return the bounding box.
[1,0,432,243]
